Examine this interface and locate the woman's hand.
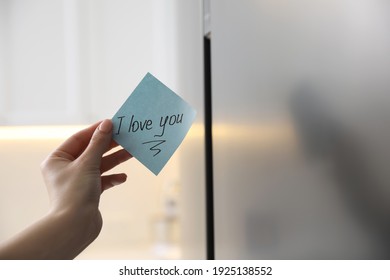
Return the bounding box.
[0,120,132,259]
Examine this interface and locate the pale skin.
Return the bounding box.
[0,119,132,259]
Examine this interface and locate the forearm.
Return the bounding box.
[0,210,96,260]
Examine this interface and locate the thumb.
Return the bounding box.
[80,119,113,166]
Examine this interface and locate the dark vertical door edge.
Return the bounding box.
[204,36,215,260]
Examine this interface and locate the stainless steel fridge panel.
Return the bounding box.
[211,0,390,259]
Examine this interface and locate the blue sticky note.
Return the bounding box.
[112,72,197,175]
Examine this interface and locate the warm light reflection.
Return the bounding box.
[0,125,87,140]
[0,122,295,142]
[187,121,296,145]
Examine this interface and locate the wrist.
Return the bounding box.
[47,207,102,257]
[0,208,101,260]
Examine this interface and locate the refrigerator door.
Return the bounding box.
[211,0,390,259]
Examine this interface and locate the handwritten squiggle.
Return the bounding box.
[142,140,166,157]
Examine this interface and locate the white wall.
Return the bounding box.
[0,0,181,125]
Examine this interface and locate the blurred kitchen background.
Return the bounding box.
[0,0,203,259]
[1,0,390,259]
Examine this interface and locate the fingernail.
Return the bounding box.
[98,119,112,133]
